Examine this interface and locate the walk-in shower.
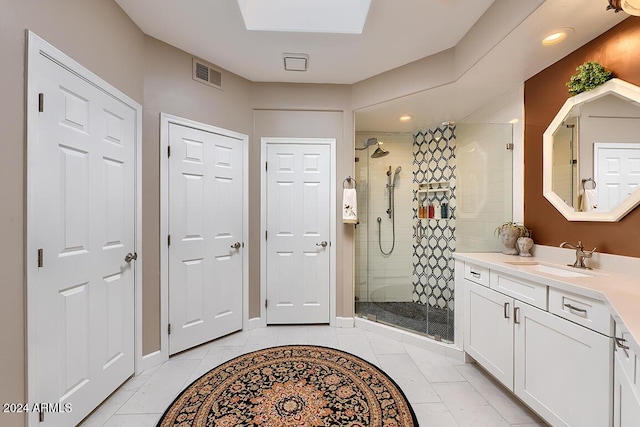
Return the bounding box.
[354,124,514,343]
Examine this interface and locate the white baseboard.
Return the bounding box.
[246,317,262,331]
[335,317,354,328]
[138,350,164,374]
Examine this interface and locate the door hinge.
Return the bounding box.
[265,299,268,309]
[39,411,44,422]
[265,230,267,240]
[506,143,514,150]
[37,248,43,268]
[38,93,44,112]
[168,323,172,335]
[168,235,171,246]
[168,145,171,157]
[265,162,268,171]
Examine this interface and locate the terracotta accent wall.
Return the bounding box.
[524,17,640,257]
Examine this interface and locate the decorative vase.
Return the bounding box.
[517,237,534,257]
[499,227,520,255]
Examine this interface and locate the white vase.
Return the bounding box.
[499,227,520,255]
[517,237,534,257]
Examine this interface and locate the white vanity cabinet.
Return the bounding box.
[613,320,640,426]
[514,300,612,427]
[462,261,613,427]
[464,280,514,389]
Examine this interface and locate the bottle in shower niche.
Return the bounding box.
[441,202,448,219]
[428,203,434,219]
[434,202,442,219]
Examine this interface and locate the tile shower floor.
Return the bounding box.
[80,325,547,427]
[356,301,454,342]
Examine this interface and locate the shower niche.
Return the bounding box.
[417,181,451,220]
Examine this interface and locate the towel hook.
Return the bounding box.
[582,178,596,190]
[343,176,357,188]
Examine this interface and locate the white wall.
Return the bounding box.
[355,132,414,303]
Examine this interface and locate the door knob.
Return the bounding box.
[124,252,137,263]
[231,242,242,249]
[316,241,328,248]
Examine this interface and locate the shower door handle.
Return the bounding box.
[316,241,328,248]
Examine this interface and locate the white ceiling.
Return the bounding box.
[115,0,496,84]
[114,0,628,131]
[354,0,627,131]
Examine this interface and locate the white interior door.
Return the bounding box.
[595,143,640,211]
[30,49,136,426]
[168,123,243,355]
[266,142,331,324]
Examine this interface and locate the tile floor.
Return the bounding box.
[79,325,547,427]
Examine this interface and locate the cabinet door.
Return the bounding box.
[464,280,514,390]
[514,302,612,427]
[614,351,640,427]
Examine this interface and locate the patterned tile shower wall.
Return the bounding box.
[412,125,456,311]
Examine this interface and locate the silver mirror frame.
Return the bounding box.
[543,78,640,222]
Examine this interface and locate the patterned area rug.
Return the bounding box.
[157,345,418,426]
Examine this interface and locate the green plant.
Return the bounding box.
[494,222,530,238]
[566,61,613,96]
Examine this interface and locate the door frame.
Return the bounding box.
[260,137,337,327]
[160,113,249,362]
[26,31,144,424]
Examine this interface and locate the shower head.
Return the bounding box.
[355,137,389,158]
[371,145,389,158]
[392,166,402,185]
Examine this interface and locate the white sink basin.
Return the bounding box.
[503,261,593,278]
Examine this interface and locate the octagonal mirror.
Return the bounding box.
[543,78,640,221]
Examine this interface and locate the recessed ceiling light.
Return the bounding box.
[399,115,413,122]
[237,0,372,34]
[542,28,574,46]
[508,118,519,124]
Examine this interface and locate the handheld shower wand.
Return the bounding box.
[385,166,402,218]
[379,165,402,255]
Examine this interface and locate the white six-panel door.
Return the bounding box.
[168,123,244,354]
[30,45,137,426]
[595,143,640,211]
[265,142,331,324]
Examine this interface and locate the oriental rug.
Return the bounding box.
[157,345,418,426]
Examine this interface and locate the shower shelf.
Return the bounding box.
[417,181,450,194]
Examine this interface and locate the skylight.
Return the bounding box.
[237,0,372,34]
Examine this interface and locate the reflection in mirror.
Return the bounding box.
[544,78,640,221]
[551,119,577,208]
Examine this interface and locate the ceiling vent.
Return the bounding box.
[283,53,309,72]
[192,58,223,90]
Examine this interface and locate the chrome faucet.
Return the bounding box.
[559,241,597,269]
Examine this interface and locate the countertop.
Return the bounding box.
[453,252,640,352]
